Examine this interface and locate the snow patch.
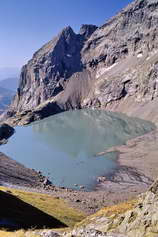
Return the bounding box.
[137,53,143,58]
[96,63,118,79]
[95,88,100,95]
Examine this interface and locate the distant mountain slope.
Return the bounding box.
[0,77,19,91]
[0,87,15,114]
[0,67,19,80]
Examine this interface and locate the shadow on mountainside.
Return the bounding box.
[0,190,67,230]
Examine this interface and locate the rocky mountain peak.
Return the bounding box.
[59,25,76,40]
[4,0,158,126]
[79,24,98,39]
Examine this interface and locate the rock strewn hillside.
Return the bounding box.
[65,180,158,237]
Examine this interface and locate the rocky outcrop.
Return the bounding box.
[63,180,158,237]
[65,229,127,237]
[0,123,14,144]
[4,0,158,125]
[41,229,127,237]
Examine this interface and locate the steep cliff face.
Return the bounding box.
[12,25,97,112]
[80,0,158,124]
[82,0,158,66]
[5,0,158,125]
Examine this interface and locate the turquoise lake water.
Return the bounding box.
[0,109,155,190]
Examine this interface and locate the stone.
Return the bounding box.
[70,228,127,237]
[43,178,52,186]
[40,230,61,237]
[75,199,81,203]
[97,176,107,183]
[79,186,85,189]
[0,123,14,142]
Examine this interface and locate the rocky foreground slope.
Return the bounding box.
[3,0,158,125]
[33,180,158,236]
[63,180,158,237]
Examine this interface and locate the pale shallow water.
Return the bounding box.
[1,109,155,190]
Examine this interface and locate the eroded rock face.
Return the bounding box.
[82,0,158,64]
[9,25,97,113]
[4,0,158,125]
[81,0,158,110]
[14,26,84,111]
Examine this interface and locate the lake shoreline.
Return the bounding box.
[1,129,158,214]
[96,129,158,192]
[1,108,155,193]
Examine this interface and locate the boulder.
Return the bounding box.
[0,123,14,141]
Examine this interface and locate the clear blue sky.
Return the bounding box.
[0,0,133,69]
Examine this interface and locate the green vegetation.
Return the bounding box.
[0,186,86,231]
[0,186,139,237]
[0,230,39,237]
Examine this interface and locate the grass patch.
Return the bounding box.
[0,230,39,237]
[0,186,85,230]
[95,199,138,217]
